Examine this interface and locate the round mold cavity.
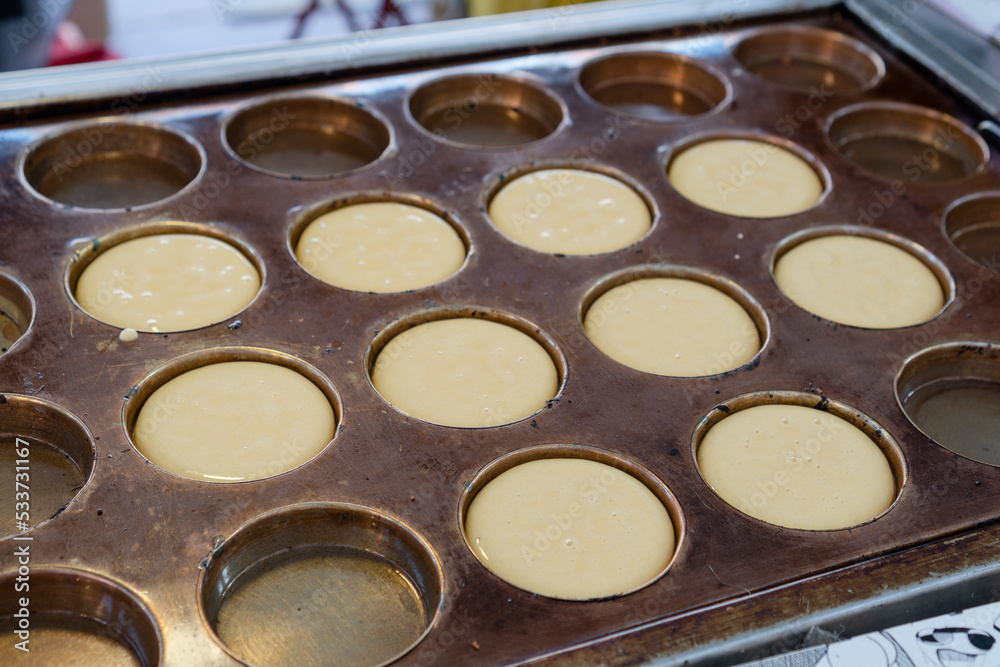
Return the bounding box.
[0,569,162,666]
[578,51,731,120]
[223,96,392,179]
[483,163,658,256]
[122,346,341,484]
[826,102,988,184]
[943,192,1000,272]
[0,394,95,538]
[895,341,1000,467]
[20,120,204,210]
[198,502,443,667]
[0,272,35,359]
[65,221,265,334]
[733,26,885,94]
[692,390,906,531]
[365,306,567,429]
[458,443,684,601]
[287,192,470,293]
[770,225,954,330]
[663,131,830,219]
[579,264,770,377]
[408,74,565,149]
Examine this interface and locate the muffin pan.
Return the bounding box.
[0,568,162,666]
[578,52,732,121]
[408,74,566,149]
[825,101,990,183]
[2,5,1000,666]
[222,96,393,179]
[20,121,205,210]
[198,502,442,667]
[732,25,885,94]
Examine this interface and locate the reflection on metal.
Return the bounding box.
[849,0,1000,120]
[1,2,1000,666]
[0,0,837,110]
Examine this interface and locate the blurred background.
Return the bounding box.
[0,0,603,71]
[1,0,996,72]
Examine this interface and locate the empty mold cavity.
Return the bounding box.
[366,307,565,428]
[826,103,988,184]
[0,395,95,538]
[123,347,340,483]
[66,222,264,334]
[0,569,162,666]
[771,226,953,329]
[0,272,34,358]
[734,26,884,93]
[459,444,683,600]
[223,96,392,178]
[578,51,730,120]
[693,391,905,531]
[21,121,204,209]
[199,502,442,667]
[580,264,769,377]
[409,74,564,148]
[896,342,1000,467]
[943,192,1000,272]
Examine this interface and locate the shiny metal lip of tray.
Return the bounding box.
[1,0,1000,665]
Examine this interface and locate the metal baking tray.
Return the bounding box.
[1,1,999,665]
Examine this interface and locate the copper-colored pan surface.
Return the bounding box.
[1,8,999,666]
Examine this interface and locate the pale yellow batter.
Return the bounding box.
[773,235,944,328]
[75,233,260,333]
[488,169,652,255]
[295,202,466,292]
[371,318,558,428]
[465,458,675,600]
[668,139,823,217]
[584,277,760,376]
[698,404,896,530]
[133,361,336,482]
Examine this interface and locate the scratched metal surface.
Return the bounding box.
[1,5,999,666]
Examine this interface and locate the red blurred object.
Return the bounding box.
[46,21,118,67]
